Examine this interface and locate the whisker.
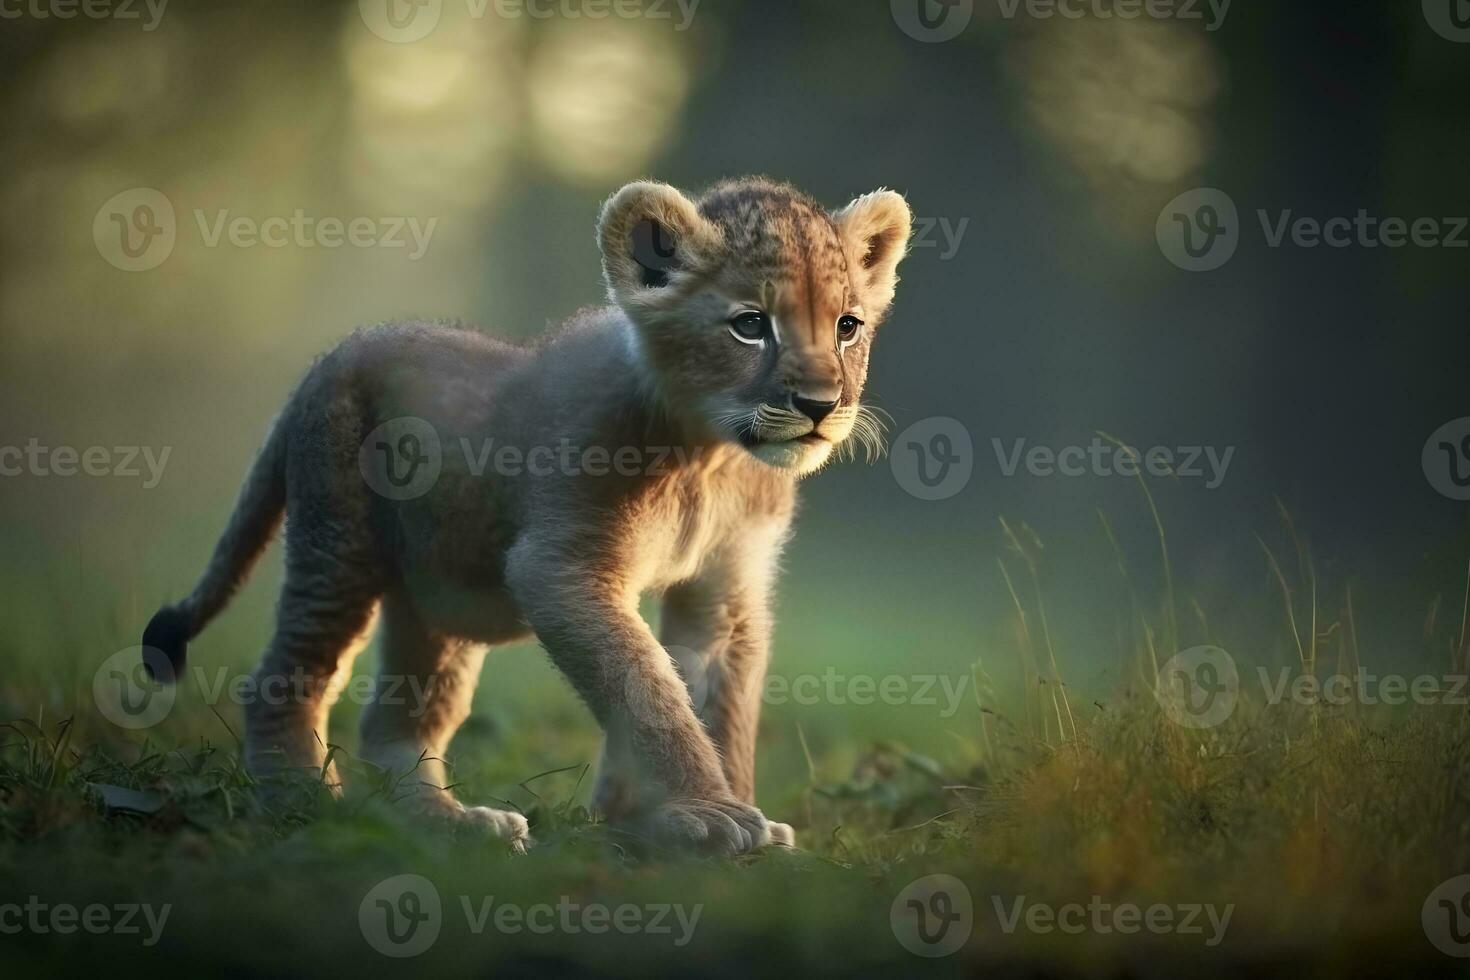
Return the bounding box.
[710,409,758,441]
[845,404,890,465]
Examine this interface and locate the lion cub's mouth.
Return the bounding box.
[738,430,825,449]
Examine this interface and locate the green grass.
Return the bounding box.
[2,677,1468,976]
[2,501,1469,976]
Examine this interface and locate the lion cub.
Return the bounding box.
[142,177,912,854]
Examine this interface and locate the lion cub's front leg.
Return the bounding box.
[639,578,795,847]
[507,537,777,855]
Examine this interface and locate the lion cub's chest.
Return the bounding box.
[621,474,748,591]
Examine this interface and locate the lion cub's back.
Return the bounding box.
[333,320,531,430]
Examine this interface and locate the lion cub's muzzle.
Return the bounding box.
[741,404,819,446]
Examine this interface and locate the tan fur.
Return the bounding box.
[148,177,912,855]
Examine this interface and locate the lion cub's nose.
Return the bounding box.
[792,394,839,426]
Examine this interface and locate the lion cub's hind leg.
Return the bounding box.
[358,592,530,851]
[242,564,379,795]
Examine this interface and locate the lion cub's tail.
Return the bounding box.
[140,418,288,682]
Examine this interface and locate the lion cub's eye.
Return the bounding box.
[728,310,771,346]
[837,314,864,348]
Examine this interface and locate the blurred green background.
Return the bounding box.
[1,0,1468,801]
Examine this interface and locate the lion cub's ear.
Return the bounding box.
[832,189,913,315]
[597,181,722,305]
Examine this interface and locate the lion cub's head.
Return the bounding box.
[597,177,912,476]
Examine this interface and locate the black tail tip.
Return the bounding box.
[141,606,190,683]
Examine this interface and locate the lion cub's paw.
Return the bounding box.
[450,804,532,853]
[644,797,777,856]
[767,821,796,848]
